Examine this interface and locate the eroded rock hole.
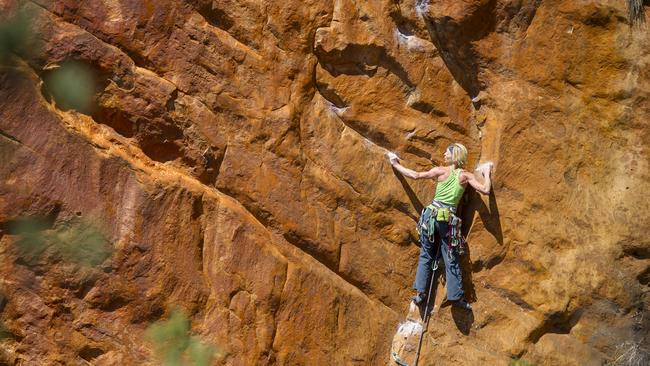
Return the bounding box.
[315,43,414,88]
[92,107,136,138]
[137,121,185,163]
[139,136,183,163]
[389,4,422,38]
[79,345,105,361]
[638,266,650,285]
[315,81,346,108]
[196,2,235,30]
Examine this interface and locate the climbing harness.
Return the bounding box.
[417,200,466,258]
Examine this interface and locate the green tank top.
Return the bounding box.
[433,168,465,207]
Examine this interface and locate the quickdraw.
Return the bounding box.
[447,214,466,256]
[416,204,437,242]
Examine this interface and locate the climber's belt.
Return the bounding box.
[417,201,458,240]
[416,200,466,257]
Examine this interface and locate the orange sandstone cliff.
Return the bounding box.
[0,0,648,365]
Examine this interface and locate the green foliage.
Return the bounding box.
[146,308,217,366]
[43,61,97,114]
[1,2,96,114]
[0,3,34,63]
[10,217,49,259]
[10,217,112,266]
[186,340,216,366]
[55,221,111,266]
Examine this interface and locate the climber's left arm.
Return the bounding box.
[461,167,491,195]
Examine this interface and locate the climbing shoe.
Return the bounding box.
[452,299,472,310]
[412,292,426,306]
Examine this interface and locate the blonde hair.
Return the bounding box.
[447,143,468,168]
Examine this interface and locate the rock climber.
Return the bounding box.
[387,143,492,311]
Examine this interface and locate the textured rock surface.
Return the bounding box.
[0,0,649,365]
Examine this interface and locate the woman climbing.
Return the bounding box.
[387,143,492,310]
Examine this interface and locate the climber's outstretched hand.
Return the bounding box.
[388,152,443,180]
[475,161,493,177]
[465,161,493,195]
[387,151,400,165]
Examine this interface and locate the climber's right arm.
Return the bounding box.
[388,153,442,180]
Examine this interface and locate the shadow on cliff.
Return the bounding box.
[438,272,474,335]
[419,1,498,98]
[315,43,415,89]
[450,306,474,335]
[459,188,503,305]
[418,0,542,98]
[393,169,425,216]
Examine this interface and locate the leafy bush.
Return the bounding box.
[10,217,112,266]
[0,3,34,63]
[146,308,217,366]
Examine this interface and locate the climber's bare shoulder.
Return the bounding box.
[418,166,446,180]
[460,169,491,195]
[459,170,473,184]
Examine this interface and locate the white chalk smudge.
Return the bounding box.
[332,105,349,115]
[475,161,494,172]
[117,177,139,246]
[406,89,420,107]
[396,320,423,338]
[396,29,411,42]
[416,0,431,16]
[406,129,417,140]
[395,29,431,52]
[325,100,349,116]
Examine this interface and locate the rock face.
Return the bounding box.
[0,0,649,365]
